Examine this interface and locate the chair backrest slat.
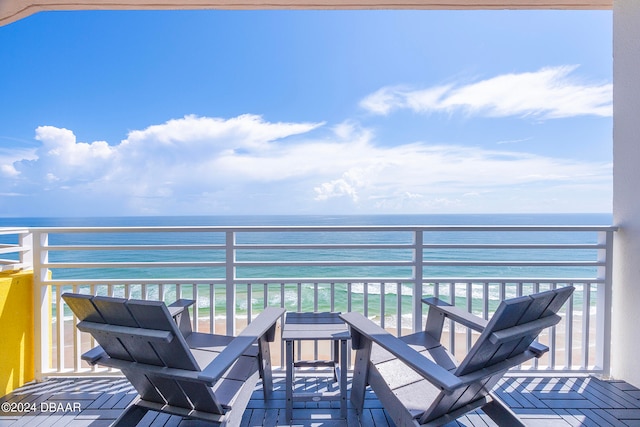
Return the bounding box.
[125,299,200,370]
[455,287,573,377]
[63,294,134,361]
[63,293,105,323]
[507,286,574,358]
[93,296,139,327]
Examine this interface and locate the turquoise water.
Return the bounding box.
[0,214,612,323]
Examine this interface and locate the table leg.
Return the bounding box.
[286,339,293,423]
[340,338,348,419]
[332,340,339,382]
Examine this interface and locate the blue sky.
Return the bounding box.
[0,10,612,216]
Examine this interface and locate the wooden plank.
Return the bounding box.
[92,296,139,327]
[76,321,173,343]
[554,408,602,427]
[400,332,458,371]
[489,314,561,345]
[61,293,105,323]
[6,375,640,427]
[578,409,624,427]
[282,323,348,332]
[285,312,344,324]
[585,377,640,409]
[281,330,350,340]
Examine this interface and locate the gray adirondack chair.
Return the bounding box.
[62,293,284,427]
[340,286,574,427]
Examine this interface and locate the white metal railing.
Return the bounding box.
[0,227,32,271]
[5,224,615,378]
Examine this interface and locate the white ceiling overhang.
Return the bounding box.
[0,0,613,26]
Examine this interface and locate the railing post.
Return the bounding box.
[225,231,236,336]
[32,230,51,381]
[413,229,424,333]
[19,230,33,269]
[596,230,614,377]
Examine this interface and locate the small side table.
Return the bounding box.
[282,312,351,422]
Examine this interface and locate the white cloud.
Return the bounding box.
[360,66,612,119]
[0,114,611,216]
[0,144,37,178]
[1,164,19,178]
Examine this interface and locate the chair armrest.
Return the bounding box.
[528,341,549,357]
[199,307,285,383]
[168,299,196,317]
[168,299,196,337]
[340,312,462,393]
[423,297,488,333]
[81,346,107,365]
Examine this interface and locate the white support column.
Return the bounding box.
[596,231,613,375]
[32,231,51,380]
[612,0,640,387]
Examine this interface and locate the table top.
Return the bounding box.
[281,312,350,340]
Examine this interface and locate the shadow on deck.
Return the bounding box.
[1,375,640,426]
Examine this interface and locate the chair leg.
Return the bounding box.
[258,336,273,400]
[350,341,372,413]
[481,393,526,427]
[112,401,149,426]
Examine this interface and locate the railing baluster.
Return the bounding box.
[330,282,335,312]
[396,282,402,337]
[380,282,386,330]
[550,282,558,370]
[582,283,591,370]
[280,282,286,369]
[363,282,369,319]
[565,292,574,370]
[264,282,269,309]
[56,284,64,372]
[72,284,81,372]
[209,283,216,334]
[482,282,489,320]
[225,231,235,336]
[193,283,200,332]
[413,230,424,333]
[449,282,455,355]
[247,283,252,326]
[466,282,472,353]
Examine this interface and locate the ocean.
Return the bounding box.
[0,213,613,324]
[0,212,614,229]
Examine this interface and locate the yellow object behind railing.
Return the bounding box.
[0,270,34,397]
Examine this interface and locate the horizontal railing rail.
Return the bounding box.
[12,224,615,379]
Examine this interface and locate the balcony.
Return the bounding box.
[2,375,640,426]
[2,222,634,426]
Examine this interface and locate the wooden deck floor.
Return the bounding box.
[1,375,640,426]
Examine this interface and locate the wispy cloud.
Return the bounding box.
[496,137,534,145]
[0,114,611,215]
[360,66,612,119]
